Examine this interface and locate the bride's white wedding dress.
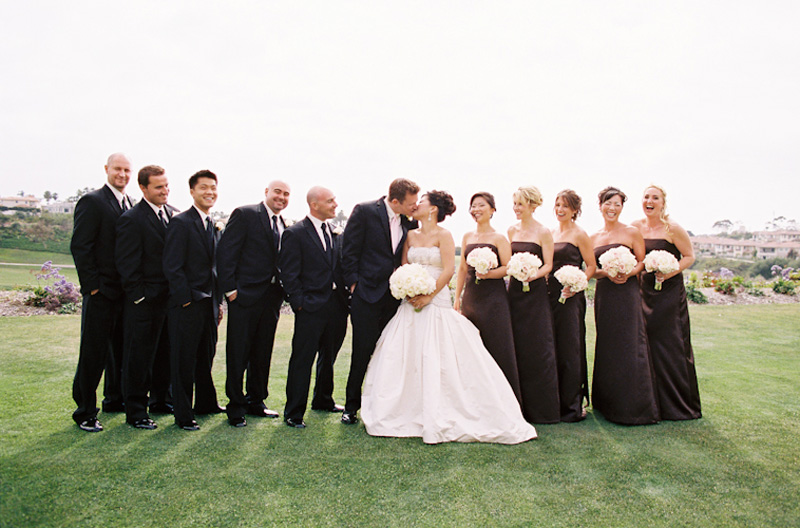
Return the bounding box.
[362,246,537,444]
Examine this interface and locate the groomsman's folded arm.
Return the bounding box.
[278,228,304,311]
[216,207,247,299]
[341,203,366,291]
[163,219,192,307]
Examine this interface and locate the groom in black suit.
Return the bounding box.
[163,170,224,431]
[70,152,134,432]
[217,180,290,427]
[341,178,419,424]
[280,186,349,428]
[115,165,179,430]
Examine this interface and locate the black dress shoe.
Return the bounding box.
[228,416,247,428]
[341,411,358,425]
[130,418,157,430]
[312,403,345,413]
[285,418,306,429]
[149,402,174,414]
[77,418,103,432]
[194,405,226,415]
[177,420,200,431]
[247,407,280,418]
[102,401,125,413]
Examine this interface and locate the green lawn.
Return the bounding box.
[1,305,798,527]
[0,248,77,290]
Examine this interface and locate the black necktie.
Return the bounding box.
[158,209,167,228]
[121,197,129,212]
[206,217,215,252]
[272,215,281,249]
[322,223,331,253]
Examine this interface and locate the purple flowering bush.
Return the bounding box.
[24,261,82,313]
[770,265,797,295]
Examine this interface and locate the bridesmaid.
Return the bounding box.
[454,192,521,401]
[632,185,701,420]
[507,186,560,423]
[547,189,596,422]
[590,186,660,425]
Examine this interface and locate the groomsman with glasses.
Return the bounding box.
[163,170,225,431]
[70,152,135,432]
[217,180,290,427]
[115,165,179,430]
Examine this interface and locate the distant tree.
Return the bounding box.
[52,192,58,202]
[17,190,25,196]
[765,215,797,231]
[712,219,733,234]
[67,187,95,202]
[43,191,52,203]
[331,209,349,228]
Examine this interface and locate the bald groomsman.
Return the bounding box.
[70,152,134,432]
[217,181,290,427]
[280,187,349,428]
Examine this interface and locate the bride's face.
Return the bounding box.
[413,196,431,221]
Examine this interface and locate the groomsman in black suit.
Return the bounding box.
[163,170,224,431]
[341,178,419,424]
[70,152,134,432]
[115,165,179,430]
[280,186,349,428]
[217,180,290,427]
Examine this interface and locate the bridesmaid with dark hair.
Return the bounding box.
[548,189,596,422]
[454,192,521,402]
[632,185,701,420]
[507,186,560,423]
[590,186,659,425]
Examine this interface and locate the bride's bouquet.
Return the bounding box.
[643,250,680,290]
[389,263,436,305]
[466,247,498,284]
[553,265,589,303]
[597,246,637,279]
[506,252,542,292]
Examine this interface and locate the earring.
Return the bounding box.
[428,210,433,221]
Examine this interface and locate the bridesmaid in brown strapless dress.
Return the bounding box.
[591,187,659,425]
[634,185,701,420]
[507,186,559,423]
[548,190,597,422]
[455,192,521,401]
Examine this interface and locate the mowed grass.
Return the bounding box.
[0,249,77,290]
[0,305,798,527]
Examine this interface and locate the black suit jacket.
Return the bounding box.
[115,201,179,302]
[279,216,348,313]
[71,185,132,298]
[163,207,220,310]
[342,197,416,304]
[216,202,283,307]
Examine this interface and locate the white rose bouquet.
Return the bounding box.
[506,252,542,292]
[389,263,436,310]
[643,250,680,290]
[598,246,637,279]
[466,246,499,284]
[553,265,589,304]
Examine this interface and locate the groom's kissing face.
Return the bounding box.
[397,192,419,217]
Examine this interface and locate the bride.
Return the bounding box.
[361,190,537,444]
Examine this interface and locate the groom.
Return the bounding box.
[341,178,419,424]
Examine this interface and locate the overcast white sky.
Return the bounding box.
[1,2,798,236]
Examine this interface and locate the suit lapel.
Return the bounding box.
[258,202,278,249]
[377,199,393,251]
[302,217,327,258]
[102,185,123,216]
[142,202,165,238]
[191,207,213,258]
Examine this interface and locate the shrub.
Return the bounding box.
[714,279,737,295]
[24,261,81,312]
[772,278,796,295]
[686,283,708,304]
